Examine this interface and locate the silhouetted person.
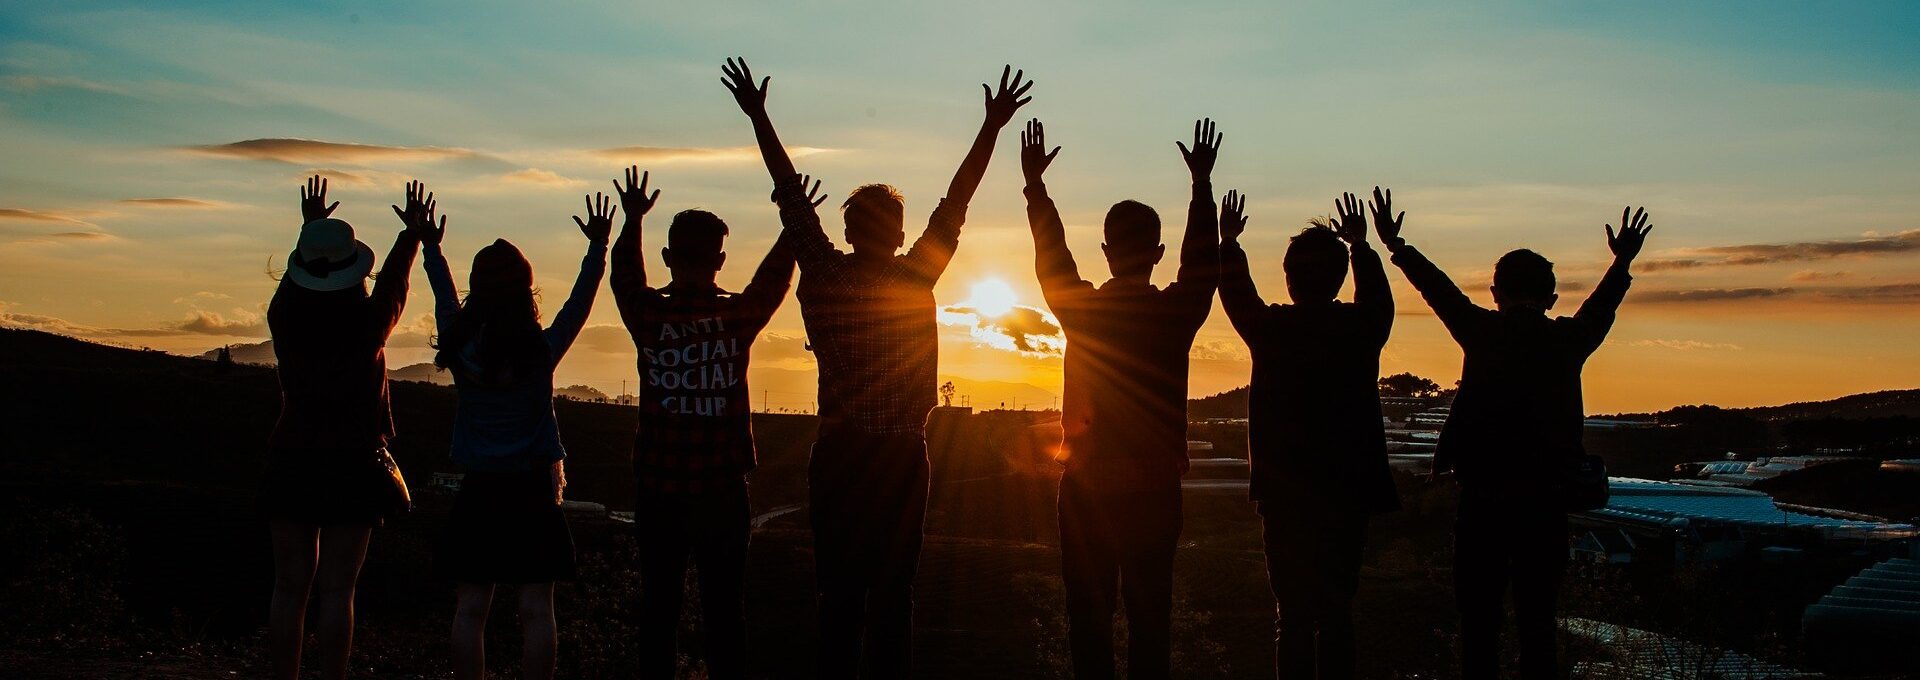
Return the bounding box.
[723,57,1032,678]
[261,175,422,680]
[1020,117,1221,679]
[1219,190,1400,679]
[1382,198,1652,680]
[425,191,611,680]
[607,164,796,680]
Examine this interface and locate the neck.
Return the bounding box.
[1110,272,1152,286]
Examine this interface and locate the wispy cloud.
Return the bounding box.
[1641,229,1920,271]
[496,168,586,188]
[588,145,834,164]
[1635,287,1795,303]
[1634,283,1920,304]
[0,208,96,224]
[185,138,478,164]
[1789,270,1850,282]
[0,74,125,95]
[1632,339,1744,351]
[118,197,226,209]
[174,309,265,336]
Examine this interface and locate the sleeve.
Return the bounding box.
[543,240,607,362]
[772,177,847,285]
[367,231,420,341]
[422,243,461,341]
[609,213,654,335]
[1388,243,1490,343]
[1217,240,1267,345]
[1167,179,1219,327]
[1350,241,1394,347]
[901,199,965,282]
[737,238,796,334]
[1572,259,1634,353]
[1025,184,1094,311]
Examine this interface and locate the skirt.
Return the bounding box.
[258,448,401,527]
[434,468,577,584]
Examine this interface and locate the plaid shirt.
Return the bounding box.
[776,179,967,435]
[612,220,793,494]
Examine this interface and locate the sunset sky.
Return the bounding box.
[3,1,1919,413]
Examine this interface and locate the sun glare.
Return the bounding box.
[966,278,1018,318]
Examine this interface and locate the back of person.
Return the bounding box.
[795,256,939,432]
[1444,310,1601,488]
[631,286,773,492]
[267,285,392,453]
[442,337,562,473]
[1248,300,1392,507]
[1055,281,1207,488]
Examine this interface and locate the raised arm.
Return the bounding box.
[770,173,837,273]
[371,179,430,339]
[1019,119,1091,306]
[1340,190,1393,343]
[1575,206,1650,347]
[901,67,1033,281]
[1374,186,1485,336]
[722,57,799,184]
[547,192,614,362]
[1174,118,1221,290]
[394,181,456,337]
[1216,190,1266,340]
[608,166,661,330]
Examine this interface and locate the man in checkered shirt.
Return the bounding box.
[723,57,1034,678]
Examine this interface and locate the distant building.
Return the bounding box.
[1672,455,1877,488]
[1570,478,1918,566]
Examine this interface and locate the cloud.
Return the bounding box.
[118,197,226,209]
[1631,339,1743,351]
[1634,287,1794,303]
[185,138,478,165]
[1813,282,1920,302]
[172,291,232,304]
[939,304,1064,356]
[571,324,633,354]
[1641,229,1920,271]
[0,74,124,95]
[0,208,94,224]
[1789,270,1851,282]
[174,309,265,337]
[589,145,834,164]
[497,168,585,187]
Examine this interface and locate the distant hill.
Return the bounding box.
[388,361,452,385]
[1736,389,1920,420]
[1187,385,1249,419]
[199,339,275,365]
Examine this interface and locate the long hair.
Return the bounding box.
[433,239,550,386]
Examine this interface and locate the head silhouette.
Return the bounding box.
[664,209,729,284]
[841,184,905,256]
[1491,248,1558,313]
[1284,222,1348,304]
[436,239,548,385]
[1100,200,1164,279]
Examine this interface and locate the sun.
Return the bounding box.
[965,278,1018,318]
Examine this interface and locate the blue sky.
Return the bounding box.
[4,1,1920,411]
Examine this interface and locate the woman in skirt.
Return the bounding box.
[261,176,432,680]
[422,190,613,680]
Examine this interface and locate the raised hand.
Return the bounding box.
[300,175,339,223]
[390,180,444,245]
[721,57,770,118]
[1220,190,1248,244]
[1177,118,1222,180]
[1332,192,1368,245]
[611,166,660,221]
[573,192,617,243]
[1606,206,1653,262]
[982,65,1035,129]
[1020,118,1061,185]
[1368,186,1405,247]
[768,173,827,208]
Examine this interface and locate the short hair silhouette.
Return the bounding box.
[841,184,905,252]
[1101,200,1162,276]
[1284,222,1349,303]
[668,209,729,254]
[1493,249,1556,301]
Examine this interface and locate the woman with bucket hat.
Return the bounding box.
[422,189,614,680]
[262,176,436,680]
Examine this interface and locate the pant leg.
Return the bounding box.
[1260,502,1319,680]
[635,493,694,680]
[863,434,929,679]
[1118,480,1181,680]
[690,481,752,680]
[1059,472,1120,679]
[1315,513,1368,680]
[1511,512,1567,680]
[809,432,869,679]
[1455,490,1510,680]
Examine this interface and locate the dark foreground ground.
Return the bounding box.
[4,328,1919,678]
